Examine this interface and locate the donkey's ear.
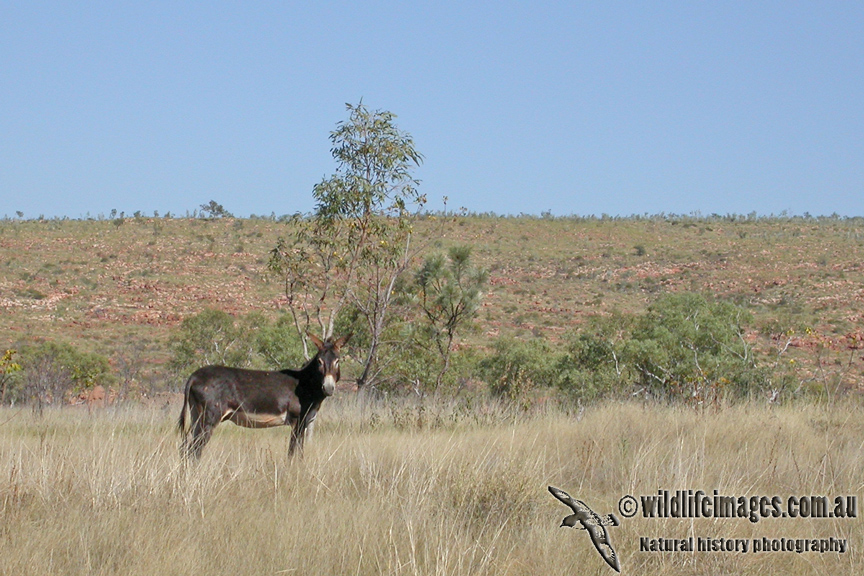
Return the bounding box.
[334,333,352,349]
[306,332,325,351]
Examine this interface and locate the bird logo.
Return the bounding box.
[548,485,621,572]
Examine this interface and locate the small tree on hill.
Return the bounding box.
[199,200,233,219]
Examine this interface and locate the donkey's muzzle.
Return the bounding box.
[323,374,336,396]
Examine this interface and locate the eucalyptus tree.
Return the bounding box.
[269,103,425,387]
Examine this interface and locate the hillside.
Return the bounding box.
[2,214,864,394]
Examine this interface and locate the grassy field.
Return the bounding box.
[0,397,861,575]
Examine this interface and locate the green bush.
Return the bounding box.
[12,341,113,411]
[378,320,484,395]
[382,324,440,393]
[621,293,768,402]
[479,337,554,403]
[554,332,624,402]
[253,313,306,369]
[549,294,770,405]
[170,310,315,375]
[169,309,259,373]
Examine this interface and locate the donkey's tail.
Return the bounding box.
[178,374,192,435]
[178,374,196,461]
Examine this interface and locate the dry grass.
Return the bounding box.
[0,398,861,575]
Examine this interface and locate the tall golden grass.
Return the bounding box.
[0,397,861,575]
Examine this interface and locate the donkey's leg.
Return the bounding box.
[288,403,320,457]
[304,418,316,443]
[302,406,319,444]
[288,419,303,456]
[190,421,213,459]
[189,405,219,460]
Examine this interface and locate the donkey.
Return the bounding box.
[178,333,350,460]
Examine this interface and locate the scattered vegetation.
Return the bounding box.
[2,111,864,408]
[2,212,864,408]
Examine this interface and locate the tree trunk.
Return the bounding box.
[356,336,379,388]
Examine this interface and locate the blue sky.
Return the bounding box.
[2,1,863,218]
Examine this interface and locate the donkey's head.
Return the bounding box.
[306,333,351,396]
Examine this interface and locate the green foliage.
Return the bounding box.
[269,102,426,387]
[553,332,625,402]
[480,293,769,406]
[253,314,306,370]
[622,293,766,402]
[169,309,258,373]
[377,325,439,394]
[199,200,233,219]
[553,294,769,404]
[0,349,22,404]
[13,341,113,411]
[414,245,487,391]
[170,310,312,374]
[479,338,554,403]
[315,102,424,226]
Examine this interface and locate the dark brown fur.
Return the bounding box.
[178,334,349,459]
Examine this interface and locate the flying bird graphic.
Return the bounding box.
[548,485,621,572]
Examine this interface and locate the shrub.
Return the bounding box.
[169,309,258,373]
[621,293,768,403]
[13,341,113,412]
[550,294,770,405]
[0,349,22,404]
[253,313,306,369]
[479,338,554,403]
[170,310,314,375]
[554,332,624,402]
